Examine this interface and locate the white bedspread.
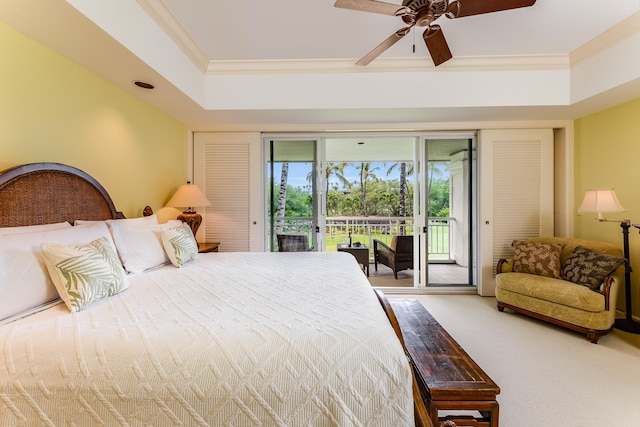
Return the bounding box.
[0,252,413,426]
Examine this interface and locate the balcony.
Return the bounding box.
[271,216,454,261]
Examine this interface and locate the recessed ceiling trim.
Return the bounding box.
[205,55,569,75]
[571,11,640,66]
[136,0,209,72]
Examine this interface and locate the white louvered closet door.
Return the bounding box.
[478,129,554,296]
[194,132,263,252]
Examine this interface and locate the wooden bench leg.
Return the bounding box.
[429,401,499,427]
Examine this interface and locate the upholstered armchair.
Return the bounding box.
[276,233,314,252]
[373,235,414,279]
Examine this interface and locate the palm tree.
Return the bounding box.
[386,162,414,217]
[326,162,350,192]
[356,162,379,216]
[427,161,445,217]
[324,162,350,216]
[276,162,288,222]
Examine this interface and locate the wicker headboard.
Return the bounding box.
[0,163,124,227]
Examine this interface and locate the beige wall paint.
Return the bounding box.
[575,97,640,317]
[0,23,186,218]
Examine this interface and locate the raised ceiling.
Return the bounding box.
[162,0,637,62]
[2,0,640,128]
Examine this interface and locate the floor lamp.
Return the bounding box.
[579,189,640,334]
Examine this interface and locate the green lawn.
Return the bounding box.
[324,228,448,260]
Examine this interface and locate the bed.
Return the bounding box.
[0,163,428,426]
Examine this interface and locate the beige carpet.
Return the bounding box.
[386,293,640,427]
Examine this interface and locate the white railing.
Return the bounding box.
[271,216,453,260]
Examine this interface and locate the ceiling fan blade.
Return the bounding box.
[455,0,536,18]
[356,26,412,66]
[334,0,413,17]
[423,25,452,66]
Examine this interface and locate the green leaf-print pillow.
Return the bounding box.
[161,222,198,267]
[41,237,130,312]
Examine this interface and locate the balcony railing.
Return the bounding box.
[271,216,453,261]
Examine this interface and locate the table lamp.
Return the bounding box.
[578,188,640,334]
[165,181,212,237]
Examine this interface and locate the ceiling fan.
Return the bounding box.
[334,0,536,66]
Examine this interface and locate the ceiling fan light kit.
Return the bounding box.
[334,0,537,66]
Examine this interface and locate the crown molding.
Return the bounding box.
[136,0,209,72]
[571,11,640,66]
[205,55,569,75]
[141,0,637,76]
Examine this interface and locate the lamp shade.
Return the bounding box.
[165,182,211,212]
[578,189,625,220]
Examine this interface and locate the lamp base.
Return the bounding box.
[614,317,640,334]
[177,211,202,237]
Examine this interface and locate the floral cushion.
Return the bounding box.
[512,240,564,279]
[561,246,625,291]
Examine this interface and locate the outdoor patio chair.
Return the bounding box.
[277,233,314,252]
[373,235,413,279]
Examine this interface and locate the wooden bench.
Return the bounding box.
[380,295,500,427]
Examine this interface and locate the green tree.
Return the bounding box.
[387,162,414,217]
[284,186,312,217]
[356,162,380,216]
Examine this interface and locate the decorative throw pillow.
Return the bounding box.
[161,222,198,267]
[561,246,626,291]
[0,222,114,322]
[41,237,130,312]
[512,240,564,279]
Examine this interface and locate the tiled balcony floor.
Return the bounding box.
[367,262,470,288]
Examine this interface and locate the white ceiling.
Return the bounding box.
[162,0,638,61]
[2,0,640,128]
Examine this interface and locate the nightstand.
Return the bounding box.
[198,242,219,253]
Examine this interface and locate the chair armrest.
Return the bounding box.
[373,239,393,254]
[496,258,513,274]
[600,276,615,311]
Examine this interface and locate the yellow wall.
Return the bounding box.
[575,97,640,317]
[0,23,186,218]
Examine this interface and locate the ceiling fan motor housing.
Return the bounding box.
[402,0,450,26]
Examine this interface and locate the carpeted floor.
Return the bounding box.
[386,293,640,427]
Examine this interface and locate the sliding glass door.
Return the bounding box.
[267,139,320,252]
[421,136,477,287]
[264,132,477,291]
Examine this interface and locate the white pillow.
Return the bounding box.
[73,219,102,226]
[0,222,115,321]
[161,222,199,267]
[41,237,129,312]
[0,221,71,236]
[106,216,182,274]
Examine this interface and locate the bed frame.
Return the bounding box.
[0,162,441,427]
[0,163,124,227]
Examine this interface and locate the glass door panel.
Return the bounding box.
[424,137,476,287]
[324,136,417,288]
[267,139,318,252]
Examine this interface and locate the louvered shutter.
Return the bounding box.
[478,129,554,296]
[194,132,262,252]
